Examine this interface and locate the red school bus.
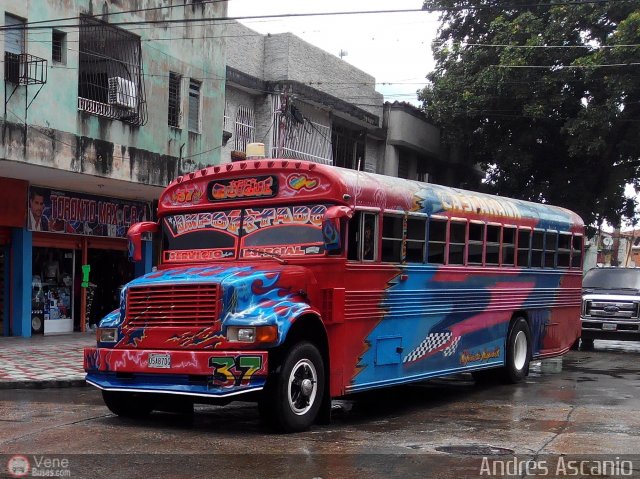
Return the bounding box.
[84,159,584,432]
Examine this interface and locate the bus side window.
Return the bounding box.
[557,233,571,268]
[347,212,362,260]
[449,220,466,265]
[382,214,404,263]
[545,231,558,268]
[502,226,516,266]
[348,212,377,261]
[406,216,427,263]
[468,221,484,265]
[517,228,531,267]
[571,234,583,268]
[531,230,545,268]
[362,213,377,261]
[427,218,447,264]
[486,224,501,266]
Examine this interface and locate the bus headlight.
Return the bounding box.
[97,328,118,343]
[227,325,277,343]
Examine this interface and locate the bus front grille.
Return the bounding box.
[125,283,221,328]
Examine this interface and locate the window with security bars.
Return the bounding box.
[332,125,365,170]
[398,157,409,179]
[52,30,66,64]
[167,72,181,128]
[188,79,201,132]
[77,16,147,125]
[234,105,255,152]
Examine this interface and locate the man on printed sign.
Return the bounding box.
[28,188,48,231]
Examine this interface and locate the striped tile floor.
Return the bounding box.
[0,333,95,383]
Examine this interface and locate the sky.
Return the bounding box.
[227,0,440,106]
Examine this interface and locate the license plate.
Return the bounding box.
[148,353,171,369]
[602,323,617,331]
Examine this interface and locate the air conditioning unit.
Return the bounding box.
[108,77,137,109]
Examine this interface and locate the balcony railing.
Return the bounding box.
[4,52,47,85]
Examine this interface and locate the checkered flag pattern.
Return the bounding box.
[443,336,461,356]
[403,331,460,364]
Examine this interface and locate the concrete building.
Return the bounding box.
[382,101,479,186]
[222,22,479,187]
[222,21,385,173]
[0,1,227,337]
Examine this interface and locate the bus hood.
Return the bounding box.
[121,264,314,343]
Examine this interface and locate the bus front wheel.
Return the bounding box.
[504,317,531,383]
[259,341,325,433]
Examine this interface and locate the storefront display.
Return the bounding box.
[32,247,75,335]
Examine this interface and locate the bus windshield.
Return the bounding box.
[161,204,328,263]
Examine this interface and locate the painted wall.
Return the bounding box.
[1,0,228,186]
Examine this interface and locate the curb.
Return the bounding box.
[0,378,88,390]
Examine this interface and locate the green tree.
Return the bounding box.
[420,0,640,227]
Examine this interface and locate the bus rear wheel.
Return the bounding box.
[503,317,531,383]
[259,342,325,433]
[472,317,531,385]
[102,390,156,418]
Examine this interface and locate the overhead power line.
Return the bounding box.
[435,42,640,50]
[493,63,640,68]
[2,0,229,30]
[0,0,634,32]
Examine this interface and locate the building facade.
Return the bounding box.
[0,0,227,337]
[222,22,479,187]
[222,21,385,173]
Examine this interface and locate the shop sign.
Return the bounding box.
[27,186,150,238]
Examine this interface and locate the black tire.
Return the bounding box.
[259,342,325,433]
[570,338,580,350]
[102,390,156,418]
[580,338,594,350]
[503,317,532,383]
[31,315,44,334]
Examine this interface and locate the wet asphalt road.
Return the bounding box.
[1,340,640,478]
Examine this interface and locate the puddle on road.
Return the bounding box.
[435,445,515,456]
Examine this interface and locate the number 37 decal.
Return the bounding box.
[208,355,263,388]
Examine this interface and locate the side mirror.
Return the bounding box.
[127,221,159,262]
[322,206,353,252]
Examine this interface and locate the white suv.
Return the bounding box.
[580,267,640,348]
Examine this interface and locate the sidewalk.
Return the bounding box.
[0,332,95,389]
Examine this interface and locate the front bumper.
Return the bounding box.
[581,317,640,341]
[84,347,268,397]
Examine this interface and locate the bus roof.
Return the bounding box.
[159,159,583,232]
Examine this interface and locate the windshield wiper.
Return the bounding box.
[242,248,288,264]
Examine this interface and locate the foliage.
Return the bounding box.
[420,0,640,227]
